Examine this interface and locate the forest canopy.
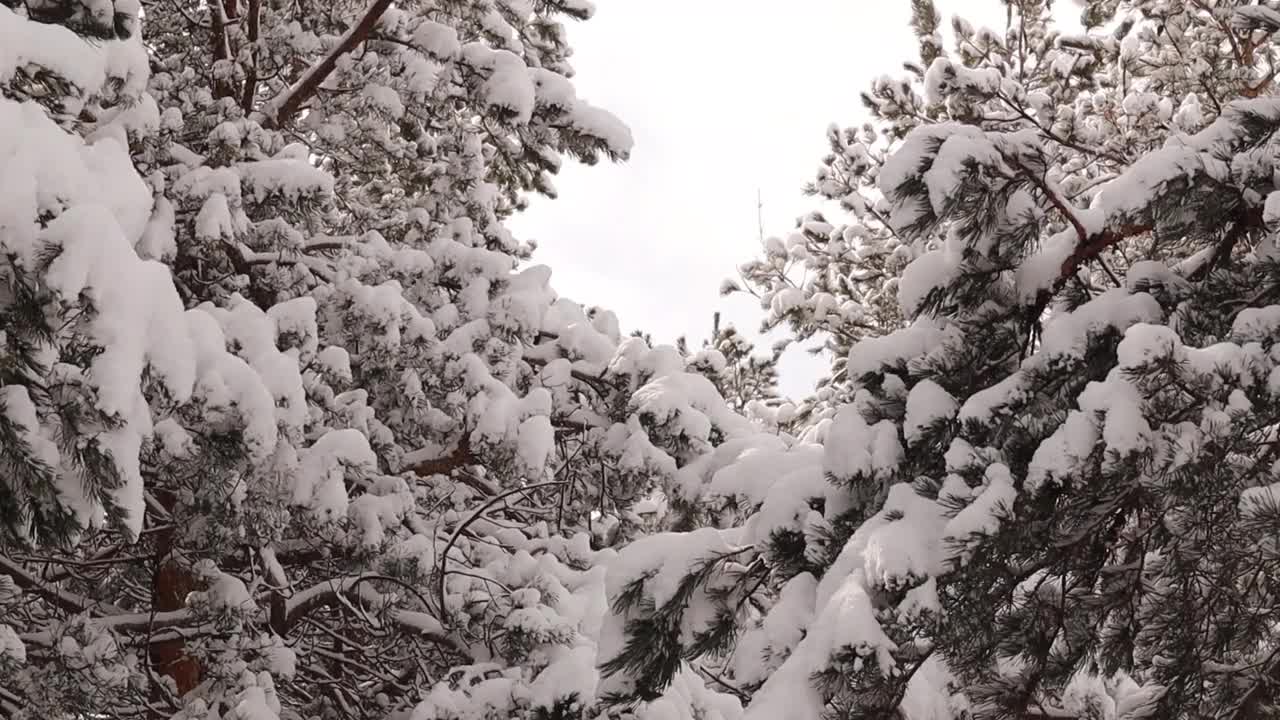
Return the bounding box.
[5,1,1280,719]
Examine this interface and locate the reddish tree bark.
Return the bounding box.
[150,559,201,695]
[149,491,202,704]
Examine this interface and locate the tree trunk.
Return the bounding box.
[149,490,201,707]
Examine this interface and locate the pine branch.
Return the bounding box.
[1227,644,1280,720]
[402,435,514,499]
[694,664,750,703]
[19,610,194,647]
[274,574,468,655]
[278,575,372,632]
[1011,158,1157,292]
[262,0,394,127]
[435,481,566,625]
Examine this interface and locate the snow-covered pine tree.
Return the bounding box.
[729,0,1265,419]
[2,2,794,720]
[680,313,791,423]
[605,2,1280,719]
[0,2,332,714]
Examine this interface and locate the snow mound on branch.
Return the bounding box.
[742,481,954,720]
[923,57,1003,105]
[847,318,949,380]
[292,429,378,518]
[824,405,902,481]
[638,665,743,720]
[672,434,793,502]
[1039,290,1163,359]
[904,379,958,444]
[0,5,148,111]
[606,527,741,609]
[945,463,1016,546]
[746,462,831,547]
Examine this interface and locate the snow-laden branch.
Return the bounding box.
[262,0,394,127]
[1009,99,1280,301]
[275,574,469,659]
[435,481,566,624]
[20,609,193,647]
[1011,160,1157,293]
[278,575,371,631]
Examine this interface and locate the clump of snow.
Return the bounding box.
[292,429,377,519]
[413,19,461,58]
[1264,191,1280,227]
[639,665,743,720]
[1233,305,1280,343]
[1038,290,1163,359]
[698,440,798,493]
[1242,481,1280,514]
[191,561,256,611]
[528,644,600,713]
[1026,411,1098,493]
[760,572,817,659]
[1014,227,1078,301]
[922,130,1001,215]
[462,44,536,124]
[945,463,1017,550]
[903,379,958,444]
[824,405,901,481]
[958,372,1025,425]
[923,57,1002,105]
[0,624,25,666]
[0,6,113,111]
[747,464,830,546]
[607,527,739,609]
[238,157,334,203]
[568,101,635,158]
[1116,323,1183,368]
[1077,371,1152,461]
[746,570,896,720]
[847,318,948,380]
[225,673,282,720]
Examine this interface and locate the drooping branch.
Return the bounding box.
[1229,645,1280,720]
[262,0,394,127]
[271,574,466,656]
[435,481,566,623]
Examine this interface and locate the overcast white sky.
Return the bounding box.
[512,1,1075,399]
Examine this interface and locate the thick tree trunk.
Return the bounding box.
[149,490,201,705]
